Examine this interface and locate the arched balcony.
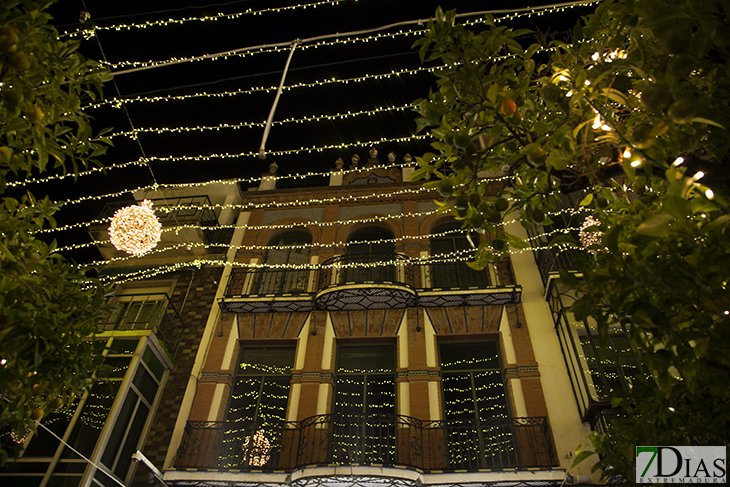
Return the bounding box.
[314,253,417,311]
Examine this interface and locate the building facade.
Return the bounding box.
[2,155,603,487]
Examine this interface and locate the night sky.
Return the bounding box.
[30,0,596,263]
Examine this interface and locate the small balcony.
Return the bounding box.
[174,414,556,472]
[98,293,184,358]
[220,253,521,313]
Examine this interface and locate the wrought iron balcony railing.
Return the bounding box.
[225,253,515,297]
[174,414,556,472]
[98,293,184,358]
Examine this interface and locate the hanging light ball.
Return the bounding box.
[579,215,603,252]
[241,429,271,467]
[108,200,162,256]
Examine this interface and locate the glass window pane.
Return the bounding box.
[100,392,137,468]
[142,346,165,381]
[112,402,150,483]
[440,342,500,371]
[108,339,138,355]
[132,365,158,405]
[238,347,295,375]
[62,381,121,458]
[22,397,80,457]
[105,357,131,379]
[337,345,395,373]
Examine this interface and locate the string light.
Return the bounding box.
[9,134,429,189]
[579,215,603,252]
[10,424,32,444]
[241,429,271,467]
[79,3,593,71]
[107,103,416,140]
[86,237,586,286]
[108,200,162,256]
[85,66,437,111]
[64,0,346,37]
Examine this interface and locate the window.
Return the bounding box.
[344,226,395,282]
[429,222,489,288]
[439,341,511,468]
[255,231,311,294]
[332,344,396,464]
[2,338,167,487]
[221,346,295,468]
[578,325,644,403]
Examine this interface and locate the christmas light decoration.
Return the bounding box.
[241,429,271,467]
[11,134,428,188]
[10,424,31,444]
[108,200,162,256]
[73,2,594,71]
[65,0,346,37]
[107,102,416,140]
[579,215,603,251]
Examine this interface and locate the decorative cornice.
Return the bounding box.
[200,372,234,382]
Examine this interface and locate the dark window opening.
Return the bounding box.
[344,226,395,282]
[222,346,295,469]
[439,341,511,468]
[333,344,396,464]
[254,230,312,294]
[430,223,489,288]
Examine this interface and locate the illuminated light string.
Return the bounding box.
[80,185,437,225]
[89,239,488,271]
[82,2,594,71]
[85,66,437,111]
[59,225,476,257]
[73,213,584,271]
[64,0,347,37]
[82,44,569,112]
[107,103,416,140]
[43,175,519,235]
[10,134,430,189]
[40,204,442,236]
[79,237,581,285]
[93,239,583,285]
[20,159,419,201]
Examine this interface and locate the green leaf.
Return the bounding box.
[409,167,430,181]
[636,213,674,237]
[579,193,594,206]
[690,117,725,129]
[572,450,596,468]
[663,196,690,220]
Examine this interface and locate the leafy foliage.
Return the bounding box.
[412,0,729,483]
[0,0,112,464]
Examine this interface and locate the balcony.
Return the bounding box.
[220,253,521,313]
[174,414,556,472]
[98,293,184,358]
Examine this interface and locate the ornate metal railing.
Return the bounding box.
[98,293,184,358]
[317,253,415,290]
[175,414,556,472]
[224,253,511,297]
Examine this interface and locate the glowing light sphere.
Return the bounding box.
[579,215,603,252]
[108,200,162,256]
[242,429,271,467]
